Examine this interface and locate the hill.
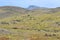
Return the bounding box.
[0,6,60,40]
[0,6,29,19]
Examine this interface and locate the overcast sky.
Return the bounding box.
[0,0,60,8]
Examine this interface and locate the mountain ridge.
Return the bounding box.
[0,6,60,19]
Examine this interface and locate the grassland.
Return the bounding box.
[0,6,60,40]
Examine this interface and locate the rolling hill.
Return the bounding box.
[0,6,60,40]
[0,6,29,19]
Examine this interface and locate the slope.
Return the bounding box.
[0,6,60,40]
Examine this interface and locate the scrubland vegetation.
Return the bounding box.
[0,6,60,40]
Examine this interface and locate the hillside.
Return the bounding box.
[0,6,60,40]
[0,6,29,19]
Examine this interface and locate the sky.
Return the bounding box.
[0,0,60,8]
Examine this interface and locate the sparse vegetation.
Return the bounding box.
[0,6,60,40]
